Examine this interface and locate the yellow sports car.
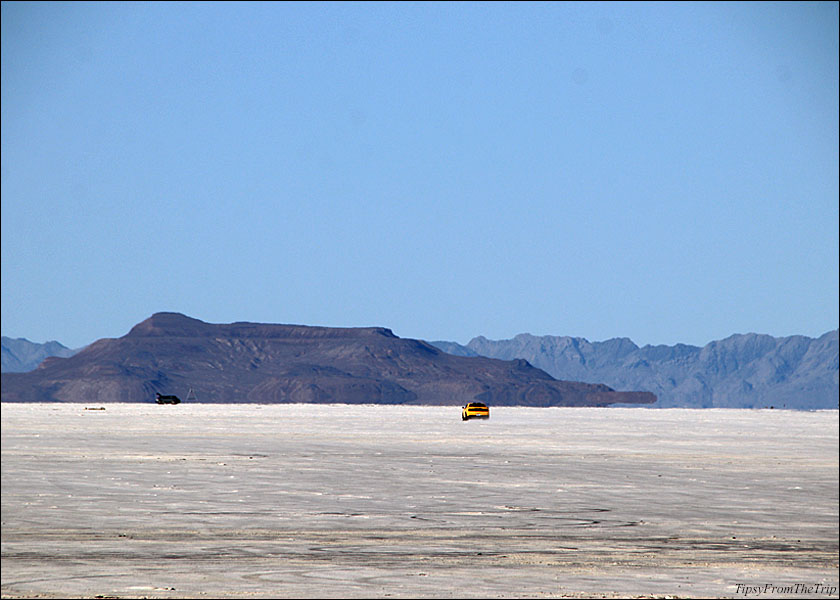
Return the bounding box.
[462,402,490,420]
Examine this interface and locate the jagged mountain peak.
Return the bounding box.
[1,336,78,373]
[441,330,838,409]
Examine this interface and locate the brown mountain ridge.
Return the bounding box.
[0,312,656,406]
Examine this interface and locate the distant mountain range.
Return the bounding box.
[430,331,839,410]
[1,337,79,373]
[0,313,655,407]
[3,320,836,409]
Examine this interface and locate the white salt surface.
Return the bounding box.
[2,404,838,599]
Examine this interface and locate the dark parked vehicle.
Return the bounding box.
[155,393,181,405]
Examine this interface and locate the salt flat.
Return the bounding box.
[1,404,837,599]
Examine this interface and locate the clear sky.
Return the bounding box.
[2,1,838,349]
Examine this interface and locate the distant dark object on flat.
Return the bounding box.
[155,393,180,405]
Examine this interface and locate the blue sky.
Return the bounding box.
[2,1,838,349]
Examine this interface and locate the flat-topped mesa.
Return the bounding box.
[2,313,657,406]
[127,312,398,340]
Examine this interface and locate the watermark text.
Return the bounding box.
[735,583,838,596]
